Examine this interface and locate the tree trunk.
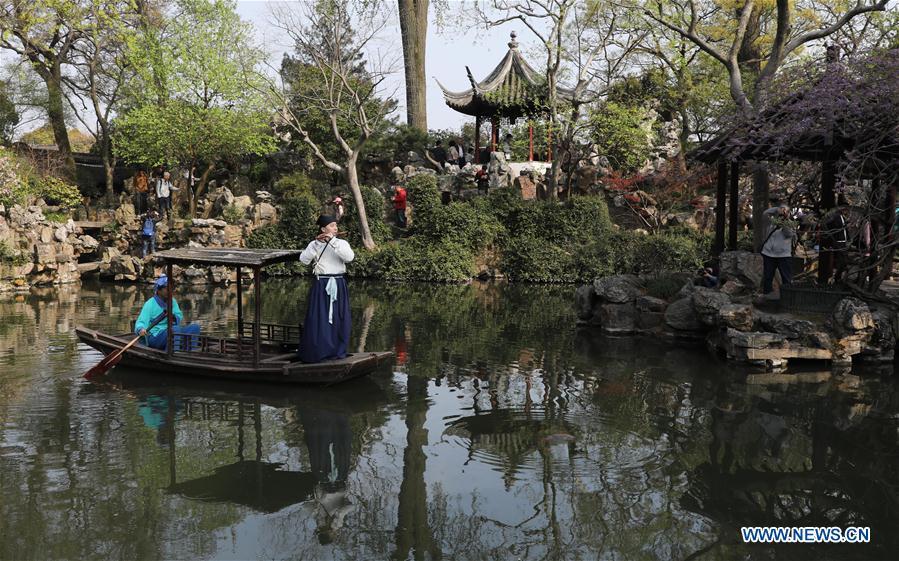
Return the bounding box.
[346,154,376,250]
[190,162,215,218]
[751,162,770,251]
[102,142,115,205]
[44,67,76,179]
[398,0,428,132]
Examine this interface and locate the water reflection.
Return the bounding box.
[1,280,899,559]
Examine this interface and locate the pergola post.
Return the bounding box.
[491,117,498,152]
[474,116,481,164]
[253,266,261,368]
[236,265,242,355]
[819,157,837,282]
[166,262,174,357]
[728,161,740,249]
[528,123,534,161]
[714,160,727,256]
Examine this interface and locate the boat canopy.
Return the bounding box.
[153,248,303,269]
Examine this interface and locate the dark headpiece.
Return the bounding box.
[316,214,336,228]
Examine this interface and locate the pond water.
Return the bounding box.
[1,279,898,560]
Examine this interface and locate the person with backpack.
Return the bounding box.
[760,202,796,296]
[140,211,160,258]
[155,171,178,219]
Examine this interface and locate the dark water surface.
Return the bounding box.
[1,279,899,560]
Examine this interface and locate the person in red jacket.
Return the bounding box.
[392,184,407,228]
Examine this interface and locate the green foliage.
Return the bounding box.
[589,102,653,174]
[43,211,69,223]
[278,190,322,244]
[0,148,28,207]
[246,224,305,275]
[500,237,577,283]
[341,186,391,246]
[116,0,275,169]
[0,240,28,265]
[644,272,691,300]
[408,173,503,250]
[0,81,19,144]
[222,204,245,224]
[351,239,475,282]
[34,176,81,209]
[272,171,316,200]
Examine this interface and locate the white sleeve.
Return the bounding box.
[331,239,355,263]
[299,240,319,265]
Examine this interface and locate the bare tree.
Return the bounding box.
[64,0,133,203]
[263,0,397,251]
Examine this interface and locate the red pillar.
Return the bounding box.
[474,116,481,164]
[528,123,534,161]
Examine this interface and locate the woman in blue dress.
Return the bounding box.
[298,215,355,363]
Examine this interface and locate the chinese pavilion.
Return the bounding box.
[436,31,578,162]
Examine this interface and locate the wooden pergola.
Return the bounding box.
[436,31,577,163]
[691,75,899,281]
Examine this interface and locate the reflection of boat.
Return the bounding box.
[76,249,392,384]
[119,369,384,516]
[445,409,577,461]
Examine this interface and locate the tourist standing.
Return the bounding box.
[448,141,460,168]
[298,215,355,363]
[155,171,178,219]
[456,140,466,167]
[475,164,489,194]
[134,170,150,215]
[760,202,795,296]
[431,140,447,168]
[140,210,160,258]
[392,184,407,228]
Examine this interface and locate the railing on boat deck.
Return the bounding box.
[237,321,302,345]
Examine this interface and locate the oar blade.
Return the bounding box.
[83,350,124,380]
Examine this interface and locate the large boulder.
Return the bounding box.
[254,202,277,226]
[664,297,705,331]
[575,284,598,322]
[598,303,637,334]
[593,275,641,304]
[233,195,253,215]
[691,287,731,326]
[831,297,875,336]
[114,203,137,225]
[718,304,754,331]
[756,312,817,339]
[719,250,763,289]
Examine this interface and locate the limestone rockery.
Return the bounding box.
[0,188,278,292]
[576,251,897,372]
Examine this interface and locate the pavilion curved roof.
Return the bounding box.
[436,32,578,119]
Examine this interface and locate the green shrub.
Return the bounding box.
[34,176,82,209]
[222,204,246,225]
[278,190,321,244]
[351,239,474,282]
[272,171,316,200]
[632,233,705,274]
[408,174,503,250]
[44,211,69,223]
[644,272,690,300]
[0,240,27,265]
[0,148,31,207]
[246,224,305,275]
[500,236,577,283]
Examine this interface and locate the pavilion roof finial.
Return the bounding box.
[508,31,518,50]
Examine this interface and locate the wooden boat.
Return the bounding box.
[75,248,393,384]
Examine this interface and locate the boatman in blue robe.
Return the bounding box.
[135,274,201,350]
[298,215,354,363]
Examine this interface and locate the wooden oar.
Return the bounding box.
[83,313,168,380]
